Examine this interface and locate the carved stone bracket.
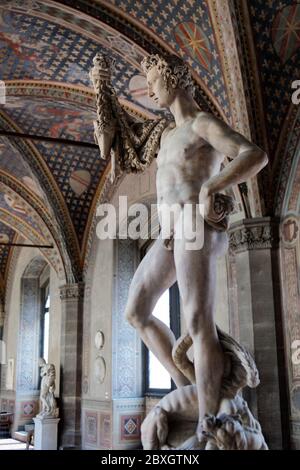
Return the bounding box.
[229,217,280,254]
[59,282,85,301]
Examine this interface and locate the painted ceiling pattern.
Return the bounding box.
[0,135,45,199]
[0,190,44,237]
[249,0,300,153]
[109,0,230,117]
[34,141,106,243]
[0,0,298,288]
[2,97,96,143]
[0,2,168,117]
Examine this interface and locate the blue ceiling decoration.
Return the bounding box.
[2,97,96,143]
[0,135,38,182]
[108,0,230,117]
[0,191,44,237]
[0,7,159,115]
[34,141,107,243]
[248,0,300,153]
[54,0,227,117]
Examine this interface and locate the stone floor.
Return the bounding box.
[0,438,33,450]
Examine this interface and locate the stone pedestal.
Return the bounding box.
[33,416,60,450]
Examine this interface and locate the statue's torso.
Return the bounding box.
[156,116,223,231]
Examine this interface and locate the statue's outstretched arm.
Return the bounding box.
[90,54,168,182]
[90,54,117,180]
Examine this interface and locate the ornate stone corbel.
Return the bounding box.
[59,282,85,301]
[229,217,280,254]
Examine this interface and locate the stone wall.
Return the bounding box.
[279,215,300,449]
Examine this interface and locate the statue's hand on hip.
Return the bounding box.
[199,184,223,224]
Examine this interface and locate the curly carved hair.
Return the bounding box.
[141,54,195,97]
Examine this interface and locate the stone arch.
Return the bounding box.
[0,113,81,282]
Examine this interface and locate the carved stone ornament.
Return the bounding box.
[229,217,279,254]
[281,215,299,247]
[95,330,105,350]
[94,356,106,384]
[59,282,85,300]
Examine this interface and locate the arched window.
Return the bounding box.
[40,282,50,363]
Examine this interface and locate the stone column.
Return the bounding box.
[229,217,286,449]
[59,283,84,449]
[0,301,4,389]
[0,301,4,338]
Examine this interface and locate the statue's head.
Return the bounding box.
[141,54,195,108]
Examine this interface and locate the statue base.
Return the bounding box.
[33,416,60,450]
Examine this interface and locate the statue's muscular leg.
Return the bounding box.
[174,213,228,439]
[125,236,190,387]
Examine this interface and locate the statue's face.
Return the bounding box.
[146,66,175,108]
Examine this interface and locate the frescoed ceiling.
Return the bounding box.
[0,0,299,290]
[249,1,299,152]
[0,135,46,201]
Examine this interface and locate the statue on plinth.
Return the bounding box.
[37,358,59,419]
[90,53,268,450]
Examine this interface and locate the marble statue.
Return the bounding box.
[37,358,59,418]
[90,53,268,449]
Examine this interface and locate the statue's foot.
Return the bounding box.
[196,421,208,445]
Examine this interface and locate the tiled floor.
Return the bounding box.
[0,438,33,450]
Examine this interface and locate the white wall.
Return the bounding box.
[83,236,114,401]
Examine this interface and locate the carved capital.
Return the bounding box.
[229,217,280,254]
[59,282,85,301]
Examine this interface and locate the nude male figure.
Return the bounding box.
[125,54,268,441]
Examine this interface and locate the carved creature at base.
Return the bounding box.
[141,328,268,450]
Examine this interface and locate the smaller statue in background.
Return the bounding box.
[37,358,59,418]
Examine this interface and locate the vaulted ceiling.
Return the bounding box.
[0,0,299,292]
